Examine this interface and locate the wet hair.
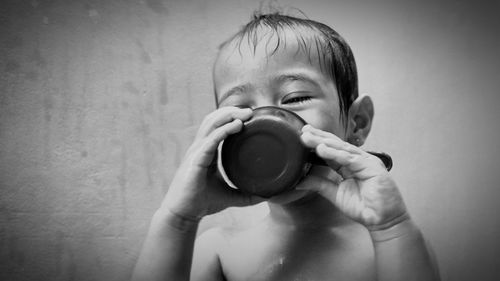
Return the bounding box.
[216,12,359,122]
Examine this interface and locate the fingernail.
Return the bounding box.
[302,124,312,131]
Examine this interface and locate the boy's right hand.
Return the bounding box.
[161,107,263,221]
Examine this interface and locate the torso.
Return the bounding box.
[216,216,376,281]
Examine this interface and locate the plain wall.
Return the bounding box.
[1,0,499,280]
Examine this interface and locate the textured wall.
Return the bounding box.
[1,0,499,280]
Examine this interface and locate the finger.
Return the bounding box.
[196,107,252,140]
[303,127,389,169]
[302,132,364,177]
[302,129,386,177]
[316,143,383,180]
[309,165,344,184]
[301,130,362,155]
[193,119,244,167]
[302,124,339,138]
[295,173,340,204]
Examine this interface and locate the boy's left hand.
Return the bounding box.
[299,124,409,230]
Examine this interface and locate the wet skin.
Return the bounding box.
[193,196,376,281]
[191,31,376,281]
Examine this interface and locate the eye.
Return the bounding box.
[282,96,312,105]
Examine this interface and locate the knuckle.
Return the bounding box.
[206,137,219,149]
[185,140,201,154]
[218,106,238,117]
[205,109,219,121]
[316,143,327,153]
[200,114,215,129]
[324,138,335,147]
[341,142,351,151]
[219,129,230,140]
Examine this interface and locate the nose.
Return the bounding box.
[252,96,278,109]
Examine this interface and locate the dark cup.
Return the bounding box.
[220,106,392,198]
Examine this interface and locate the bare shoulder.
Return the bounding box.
[196,226,227,248]
[195,222,251,248]
[193,225,238,263]
[191,227,234,281]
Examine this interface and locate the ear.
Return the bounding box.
[346,95,374,147]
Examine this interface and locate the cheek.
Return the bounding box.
[300,111,346,140]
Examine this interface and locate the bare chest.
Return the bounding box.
[219,227,375,281]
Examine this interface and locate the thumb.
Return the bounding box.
[296,170,342,204]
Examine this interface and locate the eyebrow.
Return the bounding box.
[218,83,252,105]
[273,73,319,86]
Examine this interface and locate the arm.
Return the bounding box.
[131,211,226,281]
[131,208,199,281]
[370,217,441,281]
[299,124,440,281]
[131,107,261,281]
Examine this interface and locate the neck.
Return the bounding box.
[267,192,348,229]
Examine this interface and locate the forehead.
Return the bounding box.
[213,27,330,92]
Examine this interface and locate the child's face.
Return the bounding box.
[214,30,347,140]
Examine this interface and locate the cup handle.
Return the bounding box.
[310,151,393,171]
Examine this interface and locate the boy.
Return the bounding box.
[132,12,440,281]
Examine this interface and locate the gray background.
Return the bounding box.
[1,0,499,280]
